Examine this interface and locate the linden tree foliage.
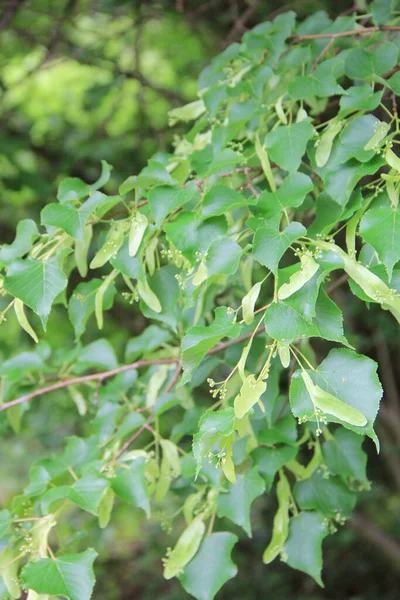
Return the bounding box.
[3,5,400,598]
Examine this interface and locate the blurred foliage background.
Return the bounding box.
[0,1,399,598]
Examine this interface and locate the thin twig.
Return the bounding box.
[293,26,400,41]
[350,511,400,569]
[0,325,267,413]
[311,37,334,71]
[207,326,264,356]
[326,273,349,295]
[165,361,182,393]
[111,423,147,463]
[0,358,178,413]
[0,0,26,34]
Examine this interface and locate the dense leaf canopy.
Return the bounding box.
[1,1,400,599]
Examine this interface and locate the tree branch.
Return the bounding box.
[0,358,178,413]
[0,0,26,34]
[350,510,400,569]
[0,325,266,413]
[293,26,400,41]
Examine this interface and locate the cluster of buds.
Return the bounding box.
[207,449,226,468]
[207,378,227,400]
[121,290,140,305]
[227,140,244,153]
[160,517,173,535]
[161,245,186,268]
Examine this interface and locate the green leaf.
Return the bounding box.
[178,532,238,600]
[320,155,384,206]
[388,70,400,95]
[371,0,400,25]
[77,339,118,371]
[57,177,90,203]
[68,279,116,339]
[253,221,306,273]
[139,266,181,331]
[257,172,313,219]
[111,457,150,517]
[333,115,378,165]
[0,510,11,538]
[289,349,382,445]
[149,184,196,227]
[42,192,112,240]
[163,519,206,580]
[115,412,146,440]
[339,85,383,117]
[0,220,39,266]
[205,237,242,277]
[344,42,398,80]
[256,414,297,446]
[288,61,343,99]
[41,473,109,515]
[4,258,67,328]
[137,278,162,313]
[202,185,251,217]
[168,99,206,125]
[265,120,314,172]
[359,205,400,279]
[0,351,44,377]
[0,548,21,598]
[234,375,267,419]
[265,289,347,345]
[181,307,240,384]
[138,159,177,187]
[91,160,112,190]
[125,325,172,361]
[216,467,265,536]
[190,146,241,178]
[193,408,235,475]
[252,445,298,491]
[283,512,328,586]
[110,237,143,280]
[322,429,368,483]
[293,472,356,518]
[21,548,97,600]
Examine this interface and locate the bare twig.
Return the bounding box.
[111,422,148,463]
[0,324,267,413]
[374,331,400,422]
[0,0,26,34]
[165,361,182,393]
[311,37,334,71]
[376,424,400,492]
[326,273,349,296]
[207,326,264,356]
[293,26,400,41]
[350,510,400,569]
[224,1,260,46]
[0,358,178,413]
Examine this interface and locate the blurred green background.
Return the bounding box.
[0,1,399,598]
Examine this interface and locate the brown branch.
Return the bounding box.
[224,1,260,46]
[0,358,178,413]
[376,423,400,492]
[0,324,267,413]
[165,361,182,393]
[111,421,151,464]
[311,37,334,71]
[326,273,349,296]
[207,326,264,356]
[350,510,400,569]
[87,167,263,224]
[293,26,400,41]
[0,0,26,34]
